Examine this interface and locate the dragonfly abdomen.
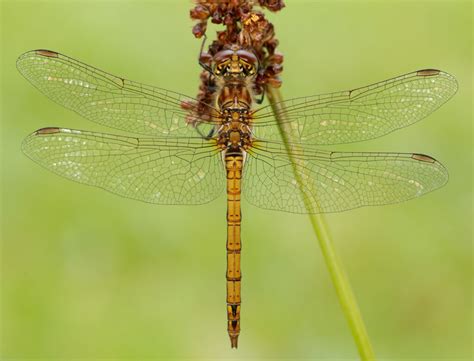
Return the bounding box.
[225,152,243,348]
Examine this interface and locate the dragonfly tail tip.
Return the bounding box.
[230,335,239,348]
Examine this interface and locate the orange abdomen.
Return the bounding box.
[225,153,243,348]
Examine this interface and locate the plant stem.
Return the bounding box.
[266,86,376,361]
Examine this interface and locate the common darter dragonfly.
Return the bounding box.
[17,48,457,348]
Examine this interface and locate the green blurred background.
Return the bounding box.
[1,0,472,360]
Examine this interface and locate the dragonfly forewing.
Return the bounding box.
[16,50,220,138]
[22,127,225,205]
[251,69,458,145]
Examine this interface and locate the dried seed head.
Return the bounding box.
[184,0,285,122]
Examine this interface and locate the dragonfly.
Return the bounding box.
[17,48,457,348]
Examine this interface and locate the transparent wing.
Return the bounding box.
[22,127,225,205]
[17,50,220,137]
[252,69,457,145]
[243,141,448,213]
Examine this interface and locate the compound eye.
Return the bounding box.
[236,50,258,65]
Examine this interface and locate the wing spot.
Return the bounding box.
[416,69,440,77]
[36,50,59,58]
[412,153,436,163]
[36,127,61,135]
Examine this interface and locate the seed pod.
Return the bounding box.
[190,5,210,20]
[192,21,207,38]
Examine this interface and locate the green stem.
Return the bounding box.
[266,87,376,361]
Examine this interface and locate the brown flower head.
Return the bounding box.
[184,0,285,125]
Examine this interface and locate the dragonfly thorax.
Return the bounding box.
[217,84,253,110]
[217,109,253,152]
[215,77,254,152]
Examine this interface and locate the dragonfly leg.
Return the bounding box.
[255,90,265,104]
[198,34,213,74]
[195,124,215,140]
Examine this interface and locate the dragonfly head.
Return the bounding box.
[213,48,258,79]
